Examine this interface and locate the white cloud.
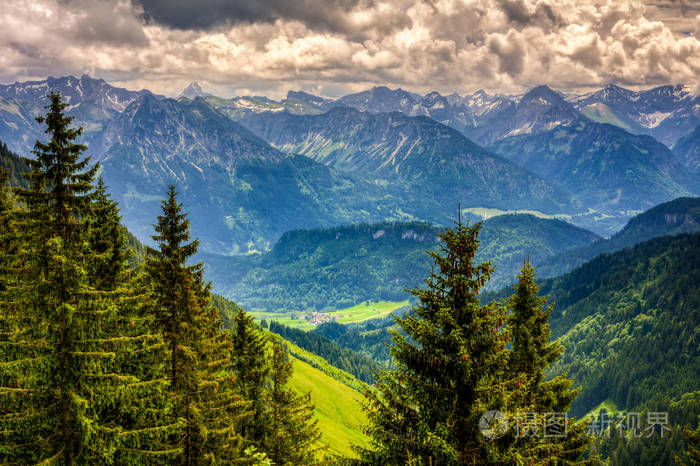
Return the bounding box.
[0,0,697,97]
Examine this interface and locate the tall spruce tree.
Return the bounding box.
[0,168,18,379]
[229,308,270,445]
[0,93,178,464]
[358,220,519,465]
[146,186,249,464]
[507,261,592,464]
[262,339,320,465]
[88,177,133,290]
[0,168,17,293]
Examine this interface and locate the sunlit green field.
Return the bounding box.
[327,299,409,323]
[251,299,409,330]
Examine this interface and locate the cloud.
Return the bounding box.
[0,0,697,97]
[132,0,412,35]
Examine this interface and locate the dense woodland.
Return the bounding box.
[0,95,319,465]
[0,94,698,464]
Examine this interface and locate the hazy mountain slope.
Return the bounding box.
[673,125,700,173]
[573,84,700,146]
[238,107,578,214]
[0,97,42,155]
[92,94,410,254]
[202,215,599,311]
[489,120,698,212]
[538,197,700,278]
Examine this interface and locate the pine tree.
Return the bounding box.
[262,339,320,465]
[0,93,179,464]
[507,261,592,464]
[229,307,270,445]
[0,168,17,293]
[358,220,518,465]
[146,185,249,464]
[0,168,19,383]
[88,177,133,290]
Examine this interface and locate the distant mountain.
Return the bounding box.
[336,86,422,113]
[317,85,581,147]
[673,125,700,173]
[572,84,700,146]
[489,120,698,213]
[330,86,517,139]
[538,197,700,278]
[90,94,410,254]
[464,85,582,145]
[0,75,152,154]
[179,81,211,99]
[206,83,698,149]
[238,106,579,214]
[203,215,600,311]
[284,90,337,113]
[204,90,339,121]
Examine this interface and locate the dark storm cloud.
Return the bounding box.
[135,0,369,31]
[497,0,565,30]
[487,30,526,76]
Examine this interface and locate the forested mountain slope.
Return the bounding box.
[539,233,700,417]
[203,215,599,311]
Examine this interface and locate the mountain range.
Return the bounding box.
[237,106,577,214]
[572,84,700,146]
[0,75,698,249]
[0,75,151,153]
[91,94,415,253]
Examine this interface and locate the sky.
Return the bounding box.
[0,0,698,99]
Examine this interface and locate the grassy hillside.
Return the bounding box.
[288,356,368,458]
[267,333,368,457]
